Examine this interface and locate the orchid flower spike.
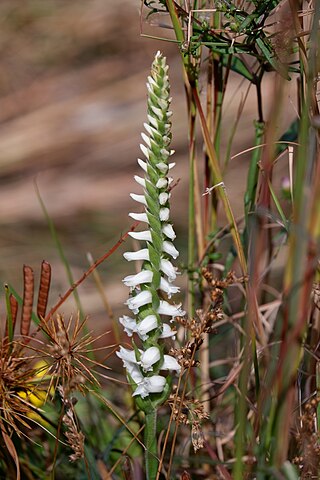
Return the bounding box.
[118,51,185,402]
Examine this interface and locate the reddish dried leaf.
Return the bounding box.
[21,265,34,336]
[37,260,51,319]
[2,425,20,480]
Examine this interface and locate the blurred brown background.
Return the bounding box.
[0,0,295,339]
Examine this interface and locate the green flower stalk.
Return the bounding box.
[117,51,185,478]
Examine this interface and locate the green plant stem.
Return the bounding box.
[145,409,158,480]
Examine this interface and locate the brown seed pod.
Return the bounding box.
[37,261,51,319]
[21,265,34,336]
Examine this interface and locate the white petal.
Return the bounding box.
[133,375,166,398]
[117,346,138,365]
[151,105,163,120]
[128,230,152,242]
[123,249,149,262]
[156,178,168,189]
[143,122,157,137]
[140,144,150,159]
[160,149,170,157]
[162,223,176,240]
[169,162,175,169]
[156,162,168,173]
[158,98,169,110]
[119,315,137,337]
[159,323,176,339]
[139,346,161,372]
[129,212,149,223]
[159,192,169,205]
[160,208,170,221]
[123,270,153,287]
[141,132,151,148]
[130,193,147,206]
[161,355,181,373]
[134,175,146,187]
[163,240,179,259]
[157,300,185,318]
[137,315,158,340]
[127,363,144,385]
[147,114,158,130]
[160,277,180,298]
[145,375,166,393]
[137,158,148,172]
[126,290,152,314]
[160,258,178,282]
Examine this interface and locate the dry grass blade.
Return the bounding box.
[37,261,51,319]
[21,266,34,337]
[1,421,21,480]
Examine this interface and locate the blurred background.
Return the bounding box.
[0,0,295,342]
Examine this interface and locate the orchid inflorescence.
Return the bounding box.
[117,51,185,401]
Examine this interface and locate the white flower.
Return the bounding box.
[147,114,159,130]
[137,315,158,340]
[116,346,138,366]
[137,158,148,172]
[123,270,153,288]
[143,122,157,137]
[151,105,164,120]
[126,290,152,314]
[162,223,176,240]
[160,208,170,221]
[161,355,181,373]
[134,175,146,187]
[127,363,144,385]
[130,193,147,206]
[128,230,152,242]
[156,178,168,189]
[157,300,185,318]
[133,375,166,398]
[156,162,168,174]
[129,212,149,223]
[160,277,180,298]
[160,258,178,282]
[159,192,169,205]
[163,241,179,259]
[119,315,137,337]
[141,132,151,148]
[139,346,161,372]
[159,323,176,339]
[140,144,150,159]
[123,249,149,262]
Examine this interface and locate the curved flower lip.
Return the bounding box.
[160,277,180,298]
[128,230,152,242]
[126,290,152,314]
[141,131,151,148]
[129,212,149,223]
[119,315,137,337]
[139,346,161,372]
[162,355,181,373]
[116,346,138,366]
[147,114,159,130]
[159,323,177,339]
[130,193,147,206]
[163,241,179,259]
[123,270,153,288]
[157,300,185,318]
[123,249,149,262]
[133,375,166,398]
[156,162,169,174]
[160,258,179,282]
[162,223,176,240]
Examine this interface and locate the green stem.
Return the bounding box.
[145,409,158,480]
